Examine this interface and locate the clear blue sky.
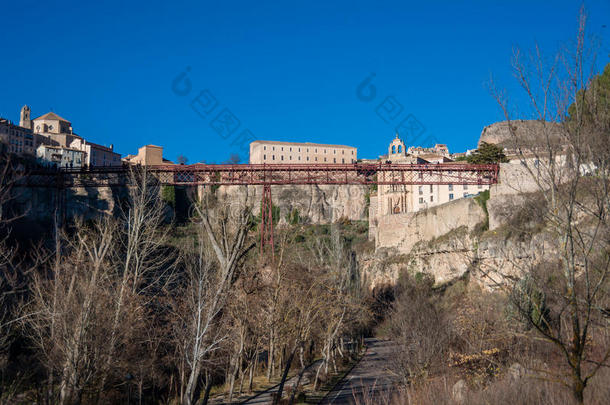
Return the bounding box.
[1,1,609,163]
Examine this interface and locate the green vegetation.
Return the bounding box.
[285,208,301,225]
[473,189,490,232]
[161,185,176,207]
[466,142,509,164]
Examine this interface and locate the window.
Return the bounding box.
[307,157,309,161]
[298,156,301,160]
[264,146,266,150]
[290,147,292,152]
[352,151,354,155]
[263,154,266,160]
[272,155,275,160]
[342,150,344,155]
[449,193,454,200]
[324,149,326,154]
[419,197,424,204]
[463,184,468,190]
[333,158,336,163]
[429,185,433,193]
[324,157,327,162]
[448,184,453,191]
[281,155,284,160]
[334,150,336,154]
[273,146,275,151]
[289,156,292,160]
[315,149,317,153]
[298,148,300,152]
[281,147,284,151]
[315,157,318,161]
[398,145,402,153]
[392,145,396,154]
[430,196,434,202]
[419,186,423,195]
[478,184,482,189]
[342,158,345,163]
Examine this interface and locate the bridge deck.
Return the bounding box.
[17,163,499,188]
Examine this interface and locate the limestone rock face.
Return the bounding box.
[479,120,562,148]
[213,184,369,224]
[13,186,124,224]
[375,197,486,255]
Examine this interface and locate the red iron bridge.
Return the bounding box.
[18,162,499,188]
[17,162,499,258]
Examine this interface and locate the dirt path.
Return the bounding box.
[319,338,397,404]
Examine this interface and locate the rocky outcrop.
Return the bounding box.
[359,198,486,289]
[212,184,369,224]
[478,120,562,148]
[375,197,486,254]
[13,186,124,225]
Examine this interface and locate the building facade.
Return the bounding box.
[0,117,37,156]
[19,106,122,167]
[376,135,489,217]
[36,145,85,168]
[249,141,357,164]
[69,138,121,167]
[123,144,173,166]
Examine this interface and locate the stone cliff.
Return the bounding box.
[211,184,369,224]
[15,182,369,228]
[362,162,552,290]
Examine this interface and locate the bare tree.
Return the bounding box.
[484,8,610,403]
[26,217,116,405]
[98,166,174,391]
[174,187,254,405]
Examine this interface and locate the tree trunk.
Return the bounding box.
[267,330,274,381]
[249,349,258,392]
[201,376,213,405]
[274,348,296,405]
[183,361,201,405]
[288,364,307,405]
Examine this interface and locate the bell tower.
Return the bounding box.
[388,133,406,158]
[20,105,32,129]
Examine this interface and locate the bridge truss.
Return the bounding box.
[16,163,499,258]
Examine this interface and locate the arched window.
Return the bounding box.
[392,145,396,154]
[398,145,402,153]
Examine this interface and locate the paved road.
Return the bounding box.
[240,359,322,404]
[320,338,397,405]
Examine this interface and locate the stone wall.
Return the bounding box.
[375,197,486,254]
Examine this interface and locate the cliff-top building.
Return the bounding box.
[19,105,121,167]
[123,144,174,166]
[372,135,489,222]
[0,116,36,155]
[249,141,357,164]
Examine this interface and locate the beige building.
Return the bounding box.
[375,135,489,217]
[123,144,173,166]
[249,141,357,164]
[0,117,37,155]
[20,106,121,167]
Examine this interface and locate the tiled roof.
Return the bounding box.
[33,112,71,123]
